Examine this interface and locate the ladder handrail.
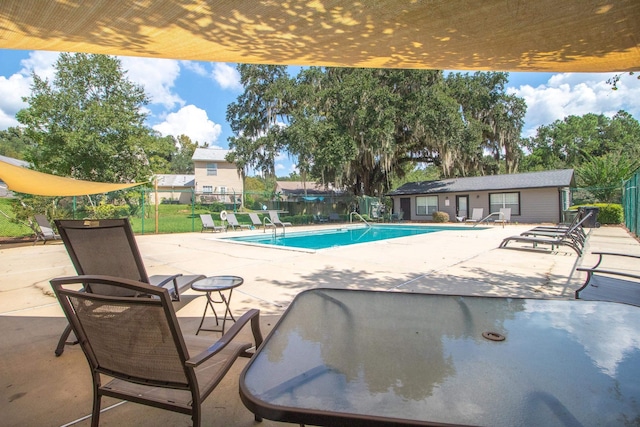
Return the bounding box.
[349,212,371,227]
[263,217,285,237]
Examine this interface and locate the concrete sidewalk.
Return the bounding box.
[1,223,638,426]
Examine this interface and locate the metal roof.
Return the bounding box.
[192,148,231,162]
[387,169,575,196]
[155,174,195,188]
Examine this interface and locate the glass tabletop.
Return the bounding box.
[240,288,640,427]
[191,275,243,292]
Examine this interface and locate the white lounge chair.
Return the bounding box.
[465,208,484,224]
[34,214,60,244]
[269,211,292,227]
[199,214,225,232]
[248,213,264,229]
[493,208,511,227]
[226,212,251,231]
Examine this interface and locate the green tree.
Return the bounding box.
[523,112,640,171]
[226,64,292,178]
[16,53,153,184]
[0,126,32,160]
[577,153,640,203]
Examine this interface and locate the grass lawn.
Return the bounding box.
[0,200,271,238]
[0,198,35,238]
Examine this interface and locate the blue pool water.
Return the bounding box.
[222,224,465,250]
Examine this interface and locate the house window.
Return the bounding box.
[416,196,438,215]
[219,186,226,194]
[203,185,213,194]
[489,192,520,215]
[206,163,217,176]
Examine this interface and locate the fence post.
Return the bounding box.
[191,188,195,232]
[140,189,145,235]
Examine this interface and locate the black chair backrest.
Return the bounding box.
[54,219,151,296]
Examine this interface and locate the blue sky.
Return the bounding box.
[1,49,639,176]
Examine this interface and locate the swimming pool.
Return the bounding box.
[221,224,466,250]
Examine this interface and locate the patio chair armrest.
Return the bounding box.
[186,309,263,367]
[152,274,183,300]
[577,267,640,283]
[590,251,640,269]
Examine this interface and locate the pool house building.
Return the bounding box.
[387,169,575,224]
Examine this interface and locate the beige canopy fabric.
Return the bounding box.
[0,1,638,72]
[0,160,145,196]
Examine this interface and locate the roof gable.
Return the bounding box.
[388,169,575,196]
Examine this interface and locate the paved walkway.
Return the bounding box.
[1,223,638,426]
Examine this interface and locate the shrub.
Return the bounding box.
[87,202,130,219]
[572,203,623,225]
[593,203,623,224]
[432,211,450,223]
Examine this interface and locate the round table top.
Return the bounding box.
[191,275,244,292]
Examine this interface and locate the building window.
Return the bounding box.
[219,186,226,194]
[206,163,217,176]
[416,196,438,215]
[489,192,520,215]
[203,185,213,194]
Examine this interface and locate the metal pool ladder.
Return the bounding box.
[350,212,372,227]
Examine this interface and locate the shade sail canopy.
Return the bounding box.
[0,1,638,72]
[0,161,145,196]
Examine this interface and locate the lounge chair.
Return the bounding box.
[50,274,263,427]
[269,211,292,227]
[575,252,640,306]
[313,214,329,223]
[465,208,484,224]
[493,208,511,227]
[33,214,60,244]
[225,212,251,231]
[329,213,341,222]
[52,218,206,356]
[200,214,225,232]
[499,212,593,255]
[248,213,264,229]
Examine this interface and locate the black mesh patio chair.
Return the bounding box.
[53,218,206,356]
[50,275,263,427]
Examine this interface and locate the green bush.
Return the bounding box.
[87,202,130,219]
[432,211,450,223]
[572,203,623,225]
[593,203,623,224]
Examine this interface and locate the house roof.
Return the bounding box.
[0,1,637,72]
[276,181,335,195]
[387,169,575,196]
[192,148,231,162]
[155,174,195,188]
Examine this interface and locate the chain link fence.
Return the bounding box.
[1,188,392,242]
[623,171,639,238]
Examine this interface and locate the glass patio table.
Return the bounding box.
[239,288,640,427]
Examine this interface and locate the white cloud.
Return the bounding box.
[508,72,640,137]
[0,73,30,127]
[19,51,59,81]
[212,63,242,90]
[0,51,59,130]
[119,56,184,109]
[152,105,222,146]
[181,60,208,77]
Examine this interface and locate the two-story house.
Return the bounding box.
[192,148,244,205]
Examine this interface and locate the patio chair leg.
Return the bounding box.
[55,323,78,356]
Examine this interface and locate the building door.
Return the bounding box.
[400,198,411,220]
[456,195,469,220]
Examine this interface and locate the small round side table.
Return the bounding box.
[191,275,244,335]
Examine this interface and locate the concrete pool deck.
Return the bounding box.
[1,223,639,426]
